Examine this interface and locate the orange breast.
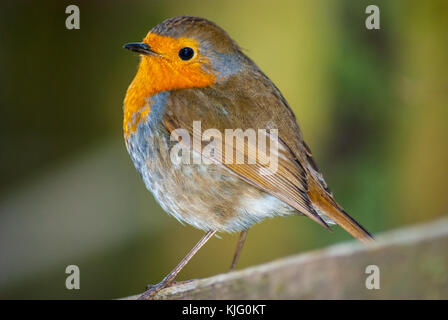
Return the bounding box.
[123,34,217,138]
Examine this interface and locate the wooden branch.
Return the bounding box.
[123,217,448,299]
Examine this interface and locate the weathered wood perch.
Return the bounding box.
[123,217,448,299]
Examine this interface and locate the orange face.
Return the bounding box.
[141,33,217,92]
[123,33,217,137]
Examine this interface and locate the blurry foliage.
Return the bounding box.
[0,0,447,299]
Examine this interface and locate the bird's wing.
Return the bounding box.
[162,81,329,229]
[162,74,373,241]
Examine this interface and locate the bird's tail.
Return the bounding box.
[307,178,374,243]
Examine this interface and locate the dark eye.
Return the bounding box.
[178,47,195,60]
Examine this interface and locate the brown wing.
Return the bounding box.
[165,114,330,229]
[163,75,329,229]
[162,72,373,241]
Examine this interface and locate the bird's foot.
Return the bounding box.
[139,281,171,300]
[139,278,200,299]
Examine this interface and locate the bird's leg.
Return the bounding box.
[229,230,248,272]
[139,230,217,300]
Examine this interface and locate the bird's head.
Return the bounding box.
[125,16,243,94]
[123,16,243,136]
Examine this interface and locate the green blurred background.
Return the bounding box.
[0,0,446,299]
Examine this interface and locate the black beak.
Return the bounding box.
[123,42,158,56]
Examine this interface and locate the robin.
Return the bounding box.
[123,16,373,299]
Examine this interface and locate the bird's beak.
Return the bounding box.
[123,42,159,56]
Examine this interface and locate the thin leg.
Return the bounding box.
[139,230,217,300]
[229,230,248,271]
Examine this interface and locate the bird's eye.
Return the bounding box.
[178,47,195,61]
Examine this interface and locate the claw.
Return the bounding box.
[139,281,171,300]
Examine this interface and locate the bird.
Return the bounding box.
[122,16,374,299]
